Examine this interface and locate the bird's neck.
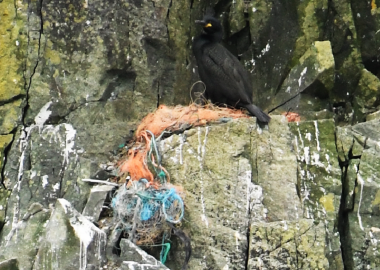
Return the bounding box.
[193,31,223,58]
[202,31,223,44]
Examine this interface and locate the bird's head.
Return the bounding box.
[195,15,222,35]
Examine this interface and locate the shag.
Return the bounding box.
[193,15,271,123]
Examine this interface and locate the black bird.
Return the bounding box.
[193,15,271,123]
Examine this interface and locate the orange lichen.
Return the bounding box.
[371,0,377,11]
[282,112,301,122]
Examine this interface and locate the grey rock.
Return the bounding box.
[352,119,380,142]
[346,136,380,269]
[0,100,23,135]
[120,239,167,268]
[270,41,335,113]
[33,198,106,270]
[0,202,50,270]
[2,0,380,269]
[288,119,343,267]
[352,69,380,122]
[245,0,299,108]
[351,0,380,65]
[0,121,92,270]
[159,116,308,269]
[336,125,365,161]
[248,219,329,269]
[367,110,380,121]
[326,0,363,106]
[0,259,18,270]
[82,185,115,222]
[160,118,261,269]
[121,261,168,270]
[344,159,360,211]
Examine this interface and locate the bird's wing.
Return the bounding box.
[202,44,252,103]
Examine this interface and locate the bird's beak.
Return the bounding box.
[195,20,206,25]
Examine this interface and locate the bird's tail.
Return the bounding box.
[245,104,271,123]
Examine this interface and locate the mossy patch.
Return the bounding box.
[0,134,13,182]
[320,193,335,212]
[372,189,380,207]
[0,99,23,134]
[45,40,62,65]
[0,0,27,102]
[0,188,11,228]
[291,0,328,66]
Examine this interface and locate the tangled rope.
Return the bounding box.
[111,130,185,264]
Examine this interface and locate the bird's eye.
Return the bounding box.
[205,23,212,28]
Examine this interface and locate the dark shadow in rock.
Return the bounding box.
[99,70,137,102]
[363,57,380,78]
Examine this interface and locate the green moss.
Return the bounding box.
[249,220,329,269]
[291,0,328,66]
[0,188,11,228]
[45,40,62,65]
[0,99,23,134]
[352,68,380,122]
[0,134,13,226]
[372,189,380,207]
[229,0,246,35]
[356,69,380,108]
[0,0,27,102]
[0,134,13,158]
[314,41,335,89]
[319,193,335,212]
[166,0,193,104]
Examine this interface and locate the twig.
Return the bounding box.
[81,178,119,186]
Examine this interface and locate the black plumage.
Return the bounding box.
[193,15,271,123]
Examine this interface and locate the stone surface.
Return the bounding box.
[33,199,106,270]
[0,135,13,179]
[0,100,23,135]
[0,188,11,230]
[245,0,299,108]
[352,119,380,142]
[0,259,18,270]
[1,0,380,269]
[288,119,343,267]
[160,116,309,269]
[120,239,168,269]
[367,110,380,121]
[248,219,330,269]
[353,69,380,122]
[343,120,380,269]
[0,202,50,270]
[160,118,261,269]
[0,112,92,269]
[250,116,302,222]
[336,126,354,162]
[270,41,335,113]
[351,0,380,67]
[121,261,168,270]
[82,184,115,222]
[0,0,27,103]
[327,0,363,106]
[0,135,14,229]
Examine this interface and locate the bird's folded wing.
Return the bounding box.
[203,44,251,102]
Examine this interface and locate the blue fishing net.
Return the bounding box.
[111,131,185,263]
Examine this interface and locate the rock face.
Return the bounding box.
[336,119,380,269]
[1,0,380,269]
[33,199,106,270]
[160,117,302,269]
[120,239,169,270]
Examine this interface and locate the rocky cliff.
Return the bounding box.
[1,0,380,269]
